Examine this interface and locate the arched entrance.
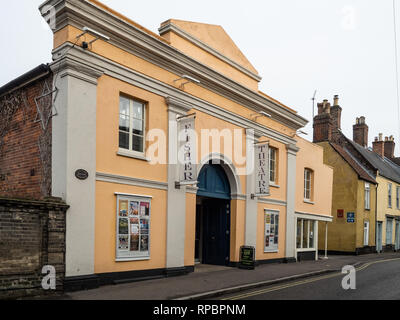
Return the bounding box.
[195,163,231,266]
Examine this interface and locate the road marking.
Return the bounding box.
[222,257,400,300]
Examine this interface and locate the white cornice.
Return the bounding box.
[158,22,262,82]
[51,43,298,146]
[295,211,333,222]
[39,0,308,131]
[258,198,287,207]
[97,172,168,190]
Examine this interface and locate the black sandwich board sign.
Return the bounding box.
[239,246,255,270]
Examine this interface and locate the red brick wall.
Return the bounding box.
[0,76,52,199]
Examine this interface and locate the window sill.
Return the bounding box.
[303,199,315,205]
[269,183,280,188]
[116,256,150,262]
[264,250,279,253]
[296,248,316,252]
[117,149,150,162]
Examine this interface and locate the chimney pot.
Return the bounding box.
[333,95,339,106]
[379,133,383,141]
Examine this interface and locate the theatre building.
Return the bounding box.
[1,0,333,290]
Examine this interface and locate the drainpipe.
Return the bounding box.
[324,222,328,259]
[375,182,379,253]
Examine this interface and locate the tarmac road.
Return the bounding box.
[219,258,400,300]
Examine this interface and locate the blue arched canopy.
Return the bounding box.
[197,164,231,200]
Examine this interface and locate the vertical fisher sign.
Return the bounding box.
[178,114,197,185]
[255,142,270,196]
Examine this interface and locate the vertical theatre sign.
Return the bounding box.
[177,113,197,185]
[255,142,270,196]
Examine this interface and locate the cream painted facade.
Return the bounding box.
[38,0,333,290]
[376,175,400,251]
[294,137,333,261]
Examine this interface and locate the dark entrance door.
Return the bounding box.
[196,164,231,266]
[201,198,230,265]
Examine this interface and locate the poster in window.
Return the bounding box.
[130,234,139,251]
[140,202,150,216]
[140,219,149,234]
[140,235,149,251]
[130,201,139,216]
[119,200,128,217]
[118,235,129,250]
[265,211,279,252]
[119,218,129,235]
[130,218,139,235]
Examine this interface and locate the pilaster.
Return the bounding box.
[285,143,299,261]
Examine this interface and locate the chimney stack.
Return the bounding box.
[373,134,385,158]
[353,116,368,147]
[313,99,333,143]
[330,95,342,140]
[313,95,344,143]
[384,135,395,159]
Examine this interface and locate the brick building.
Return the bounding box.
[0,65,68,299]
[0,64,53,200]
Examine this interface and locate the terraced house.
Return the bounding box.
[0,0,333,293]
[354,134,400,252]
[314,97,400,255]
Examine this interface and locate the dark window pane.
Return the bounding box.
[119,131,129,149]
[132,135,144,152]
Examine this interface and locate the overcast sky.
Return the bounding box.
[1,0,400,154]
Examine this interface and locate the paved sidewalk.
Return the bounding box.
[59,252,400,300]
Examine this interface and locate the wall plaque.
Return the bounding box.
[75,169,89,180]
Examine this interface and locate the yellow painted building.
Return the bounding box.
[37,0,333,290]
[316,142,377,254]
[351,135,400,252]
[313,99,378,254]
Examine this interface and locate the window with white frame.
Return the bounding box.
[269,148,277,184]
[264,210,279,252]
[363,221,369,246]
[364,183,370,210]
[386,218,393,245]
[296,219,315,249]
[388,183,392,208]
[116,194,151,260]
[119,96,146,154]
[304,169,312,201]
